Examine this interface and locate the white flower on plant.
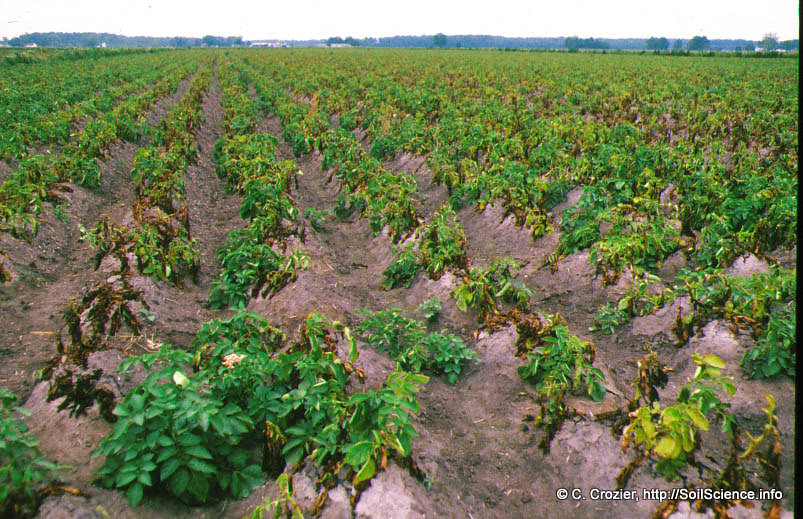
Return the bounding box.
[222,353,246,368]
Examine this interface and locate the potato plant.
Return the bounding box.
[0,389,65,516]
[620,354,757,492]
[357,307,476,383]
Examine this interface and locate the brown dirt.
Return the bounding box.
[0,79,794,519]
[0,159,15,183]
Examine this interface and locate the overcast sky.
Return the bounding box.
[2,0,799,41]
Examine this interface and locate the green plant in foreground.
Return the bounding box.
[0,389,64,512]
[418,296,442,322]
[672,266,796,377]
[741,305,795,379]
[451,257,534,320]
[416,205,467,280]
[512,314,606,453]
[192,308,286,412]
[517,320,607,403]
[621,353,736,482]
[382,244,422,290]
[92,346,263,506]
[423,332,477,384]
[590,303,629,334]
[357,308,476,383]
[115,310,427,509]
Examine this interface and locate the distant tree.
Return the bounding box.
[344,36,360,46]
[646,37,669,50]
[687,35,710,51]
[760,33,778,51]
[200,35,238,47]
[564,36,608,50]
[672,39,684,50]
[433,33,447,47]
[594,38,611,50]
[779,39,797,51]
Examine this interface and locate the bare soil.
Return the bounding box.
[0,75,794,519]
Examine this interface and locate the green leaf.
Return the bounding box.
[345,441,373,467]
[156,446,178,463]
[130,393,145,412]
[167,467,190,497]
[764,393,776,413]
[160,457,182,480]
[178,433,202,447]
[407,373,430,385]
[115,471,138,488]
[185,445,213,460]
[702,354,726,369]
[229,448,250,469]
[353,457,376,486]
[187,458,216,474]
[685,405,709,430]
[187,472,210,502]
[654,436,681,459]
[588,379,607,402]
[126,482,144,506]
[283,444,305,466]
[138,472,152,487]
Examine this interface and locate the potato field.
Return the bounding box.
[0,47,796,519]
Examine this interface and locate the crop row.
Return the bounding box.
[40,62,213,401]
[0,50,199,158]
[75,59,479,513]
[0,50,793,517]
[1,59,214,515]
[237,50,796,380]
[231,53,611,455]
[0,57,201,239]
[237,59,424,246]
[242,50,796,270]
[46,61,434,511]
[228,50,790,515]
[206,61,308,309]
[81,63,214,285]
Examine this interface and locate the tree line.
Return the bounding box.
[3,32,797,51]
[5,32,243,48]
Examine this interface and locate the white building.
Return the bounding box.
[250,40,286,48]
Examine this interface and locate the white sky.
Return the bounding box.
[1,0,799,41]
